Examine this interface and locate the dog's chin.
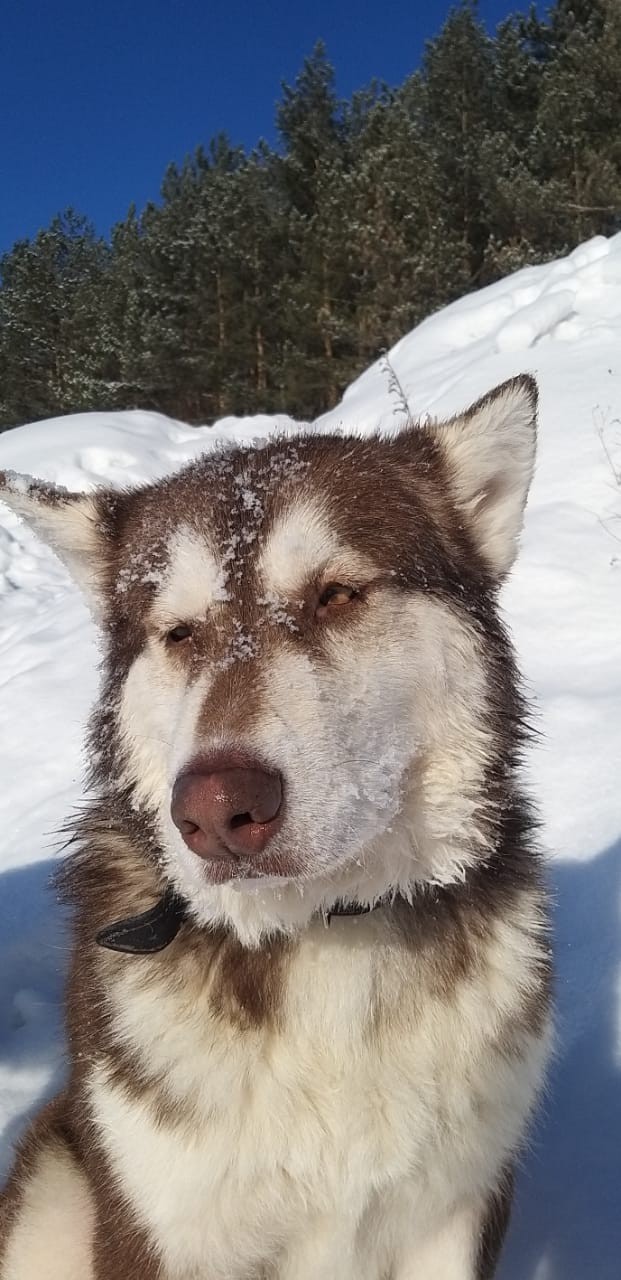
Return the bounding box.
[197,850,304,887]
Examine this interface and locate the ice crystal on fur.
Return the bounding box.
[257,590,299,632]
[216,619,257,670]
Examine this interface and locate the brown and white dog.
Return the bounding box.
[0,377,551,1279]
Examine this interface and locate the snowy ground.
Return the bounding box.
[1,234,620,1278]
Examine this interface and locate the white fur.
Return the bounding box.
[1,1142,94,1280]
[155,524,229,624]
[0,474,104,609]
[116,646,194,809]
[259,495,375,598]
[150,592,495,946]
[89,906,551,1280]
[1,400,548,1277]
[114,570,495,946]
[2,412,533,946]
[390,1200,484,1278]
[432,379,537,578]
[259,496,338,597]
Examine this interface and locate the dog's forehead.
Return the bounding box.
[180,438,339,587]
[121,434,403,601]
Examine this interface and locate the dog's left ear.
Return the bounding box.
[0,471,111,611]
[429,375,537,579]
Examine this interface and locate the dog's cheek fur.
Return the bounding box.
[148,618,420,945]
[115,643,207,808]
[253,627,417,862]
[153,591,501,948]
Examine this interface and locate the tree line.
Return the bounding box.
[1,0,620,430]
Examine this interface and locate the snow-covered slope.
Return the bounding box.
[1,234,620,1279]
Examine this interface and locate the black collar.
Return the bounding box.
[95,890,377,955]
[95,888,187,954]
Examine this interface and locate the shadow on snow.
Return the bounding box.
[501,836,621,1280]
[1,841,620,1279]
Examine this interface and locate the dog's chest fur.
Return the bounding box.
[84,904,548,1280]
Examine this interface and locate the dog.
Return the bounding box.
[0,375,551,1279]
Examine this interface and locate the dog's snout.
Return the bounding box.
[171,761,283,862]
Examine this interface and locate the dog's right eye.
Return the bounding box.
[316,584,359,618]
[166,624,192,644]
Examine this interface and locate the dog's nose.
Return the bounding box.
[171,763,283,862]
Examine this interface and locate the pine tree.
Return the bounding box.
[2,1,621,431]
[534,0,621,244]
[0,211,109,427]
[419,3,496,281]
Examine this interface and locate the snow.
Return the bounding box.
[1,233,621,1277]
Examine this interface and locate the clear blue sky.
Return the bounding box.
[2,0,517,254]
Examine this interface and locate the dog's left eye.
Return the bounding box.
[167,624,193,644]
[316,584,359,617]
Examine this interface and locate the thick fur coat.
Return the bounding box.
[0,377,551,1279]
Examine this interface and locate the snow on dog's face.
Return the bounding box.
[0,378,537,944]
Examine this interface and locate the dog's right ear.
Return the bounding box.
[0,470,112,612]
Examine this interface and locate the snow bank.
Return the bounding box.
[1,234,621,1279]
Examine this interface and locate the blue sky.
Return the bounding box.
[2,0,518,254]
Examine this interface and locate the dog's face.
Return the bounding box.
[0,378,537,944]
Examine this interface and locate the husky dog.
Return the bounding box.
[0,376,551,1280]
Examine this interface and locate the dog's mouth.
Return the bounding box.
[195,846,303,886]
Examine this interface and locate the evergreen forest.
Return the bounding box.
[1,0,620,429]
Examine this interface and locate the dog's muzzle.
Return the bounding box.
[171,757,284,866]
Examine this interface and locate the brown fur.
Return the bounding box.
[0,1093,155,1280]
[86,419,505,800]
[1,832,537,1276]
[0,1098,71,1270]
[477,1170,515,1280]
[0,379,548,1277]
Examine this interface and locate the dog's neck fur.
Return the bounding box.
[94,887,381,955]
[60,780,541,961]
[56,800,549,1069]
